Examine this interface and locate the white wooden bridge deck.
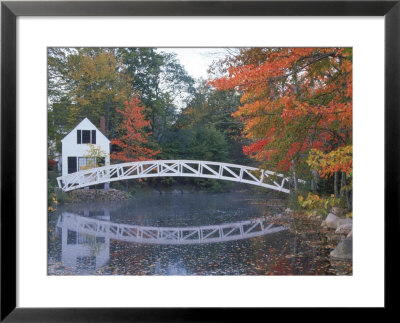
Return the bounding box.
[57,160,303,193]
[57,212,286,245]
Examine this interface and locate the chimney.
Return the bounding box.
[100,116,106,135]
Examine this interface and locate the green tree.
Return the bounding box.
[190,125,229,161]
[118,48,195,144]
[177,81,249,165]
[66,49,133,137]
[47,48,133,152]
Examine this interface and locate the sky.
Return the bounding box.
[156,48,228,80]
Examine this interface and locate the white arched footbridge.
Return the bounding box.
[57,213,286,245]
[57,160,302,193]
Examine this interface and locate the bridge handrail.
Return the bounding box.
[57,159,287,181]
[57,159,305,193]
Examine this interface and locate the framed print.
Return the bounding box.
[1,0,398,321]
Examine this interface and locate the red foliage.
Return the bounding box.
[209,48,352,173]
[111,98,160,162]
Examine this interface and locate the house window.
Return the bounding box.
[82,130,91,143]
[77,129,96,144]
[78,157,96,170]
[67,156,77,174]
[67,230,77,245]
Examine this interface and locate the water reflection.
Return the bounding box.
[57,212,285,245]
[48,192,351,275]
[55,208,285,274]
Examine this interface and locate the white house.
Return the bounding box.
[61,118,110,179]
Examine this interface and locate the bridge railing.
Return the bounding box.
[57,160,304,193]
[57,212,287,245]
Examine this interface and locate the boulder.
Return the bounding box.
[284,208,293,214]
[325,213,341,229]
[321,220,327,227]
[337,218,352,227]
[335,223,353,235]
[331,206,346,216]
[330,237,352,261]
[325,213,352,230]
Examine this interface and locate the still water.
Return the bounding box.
[48,192,349,275]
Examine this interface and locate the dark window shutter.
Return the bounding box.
[91,130,96,144]
[82,130,90,144]
[77,130,81,144]
[67,157,77,174]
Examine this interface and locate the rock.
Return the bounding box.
[335,223,352,235]
[309,214,321,220]
[347,230,353,238]
[325,213,352,230]
[284,208,293,214]
[171,189,182,194]
[337,218,352,227]
[68,187,130,202]
[330,237,352,260]
[321,220,327,227]
[325,213,341,229]
[331,206,346,216]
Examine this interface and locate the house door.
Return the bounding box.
[67,157,77,174]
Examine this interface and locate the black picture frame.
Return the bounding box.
[1,0,398,321]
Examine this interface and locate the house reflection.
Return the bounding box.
[57,210,110,273]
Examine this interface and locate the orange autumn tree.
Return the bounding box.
[111,98,160,162]
[210,48,352,195]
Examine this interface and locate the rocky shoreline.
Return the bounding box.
[57,188,131,203]
[271,206,353,262]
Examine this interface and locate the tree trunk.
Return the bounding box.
[347,190,352,211]
[340,172,352,210]
[311,169,319,191]
[334,171,339,197]
[340,172,346,197]
[293,171,298,192]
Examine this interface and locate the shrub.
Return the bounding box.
[298,193,340,218]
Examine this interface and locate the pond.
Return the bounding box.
[48,191,351,275]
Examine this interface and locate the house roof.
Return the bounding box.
[61,117,110,143]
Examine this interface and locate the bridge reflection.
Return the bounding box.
[55,211,286,272]
[57,212,286,245]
